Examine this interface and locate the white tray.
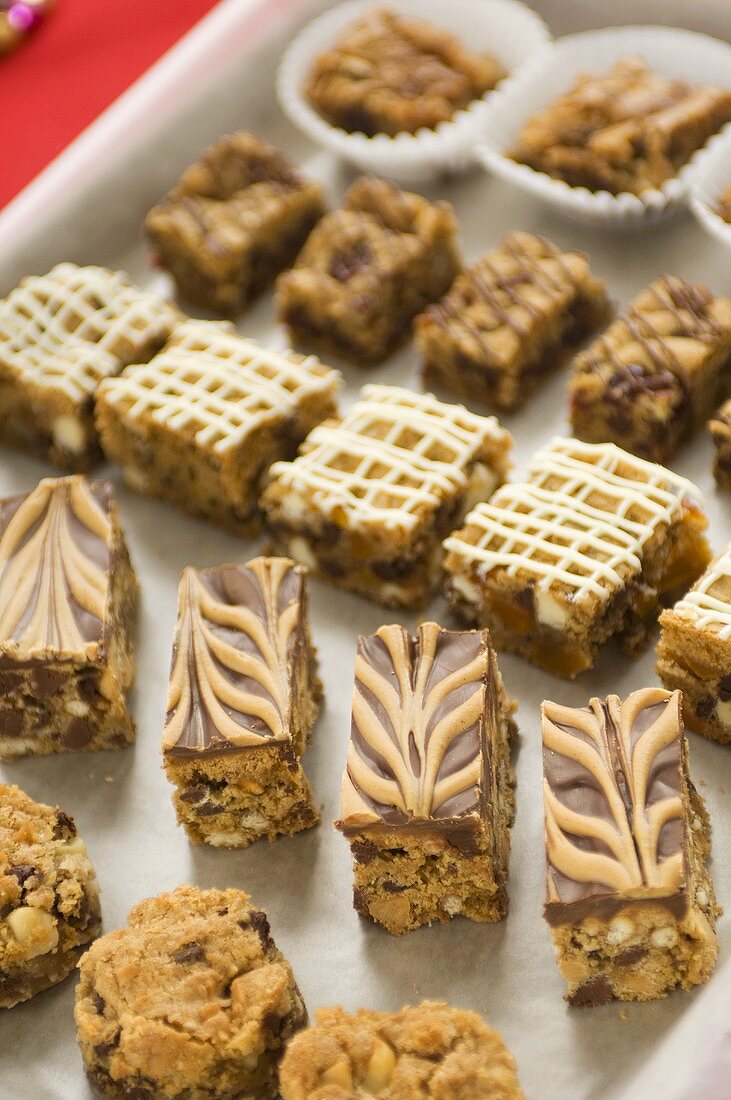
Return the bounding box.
[1,3,731,1099]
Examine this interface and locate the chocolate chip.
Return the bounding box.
[53,811,76,839]
[0,711,23,738]
[371,557,415,582]
[329,241,372,282]
[91,992,106,1015]
[353,887,368,915]
[241,910,271,947]
[0,671,23,697]
[696,697,716,719]
[172,941,206,964]
[33,668,66,696]
[77,675,103,706]
[615,945,648,966]
[568,974,613,1007]
[351,840,378,865]
[514,586,534,612]
[263,1011,284,1036]
[719,675,731,702]
[64,718,94,749]
[382,881,406,893]
[179,785,207,804]
[93,1037,120,1058]
[320,558,346,579]
[194,802,224,817]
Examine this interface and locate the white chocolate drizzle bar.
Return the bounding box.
[671,544,731,639]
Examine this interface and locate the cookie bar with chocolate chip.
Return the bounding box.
[75,885,307,1100]
[709,398,731,489]
[277,176,461,365]
[443,437,711,678]
[570,276,731,463]
[262,384,512,610]
[0,476,138,760]
[336,622,516,935]
[0,263,177,470]
[415,231,609,412]
[146,131,325,316]
[1,784,101,1008]
[657,544,731,743]
[163,558,322,849]
[542,689,718,1005]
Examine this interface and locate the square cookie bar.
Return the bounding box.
[277,176,461,364]
[709,398,731,489]
[262,384,512,610]
[657,544,731,743]
[304,7,506,136]
[443,437,711,678]
[570,276,731,464]
[336,622,516,935]
[1,784,101,1008]
[75,885,307,1100]
[96,319,340,536]
[0,477,138,759]
[0,263,177,470]
[542,689,718,1005]
[163,558,322,848]
[415,231,610,412]
[511,58,731,195]
[146,131,325,316]
[280,1002,525,1099]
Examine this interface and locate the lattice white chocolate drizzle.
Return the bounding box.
[671,543,731,639]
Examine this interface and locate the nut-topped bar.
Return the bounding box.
[542,689,718,1005]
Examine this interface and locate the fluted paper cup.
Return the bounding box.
[687,126,731,249]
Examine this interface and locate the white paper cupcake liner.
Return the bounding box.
[475,26,731,229]
[276,0,550,184]
[687,126,731,249]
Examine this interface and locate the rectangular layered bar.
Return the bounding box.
[443,437,711,678]
[145,131,325,316]
[277,176,461,365]
[163,557,322,848]
[262,384,512,610]
[511,58,731,195]
[96,319,341,536]
[0,263,177,470]
[657,544,731,743]
[414,231,610,412]
[709,398,731,489]
[570,276,731,463]
[0,477,138,759]
[542,688,718,1005]
[336,622,516,935]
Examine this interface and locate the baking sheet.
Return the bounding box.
[2,2,731,1097]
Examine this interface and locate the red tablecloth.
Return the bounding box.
[0,0,219,209]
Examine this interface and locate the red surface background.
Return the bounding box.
[0,0,219,209]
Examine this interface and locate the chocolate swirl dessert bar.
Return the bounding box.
[336,622,516,935]
[414,231,610,412]
[262,384,512,610]
[96,319,340,536]
[443,437,711,678]
[0,263,177,470]
[162,557,322,848]
[570,276,731,463]
[709,397,731,489]
[657,544,731,743]
[542,689,718,1005]
[0,476,138,760]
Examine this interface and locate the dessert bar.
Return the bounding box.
[0,784,101,1008]
[163,558,322,848]
[657,544,731,743]
[709,398,731,489]
[262,384,512,610]
[511,58,731,195]
[277,176,461,364]
[715,184,731,223]
[96,319,340,536]
[0,263,177,470]
[0,476,138,760]
[443,437,711,678]
[415,231,610,412]
[304,7,506,136]
[75,885,307,1100]
[542,688,718,1005]
[336,622,516,935]
[146,131,325,316]
[570,276,731,463]
[280,1001,525,1099]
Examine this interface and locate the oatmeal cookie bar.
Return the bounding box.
[146,132,325,316]
[570,276,731,463]
[163,558,322,848]
[280,1001,525,1099]
[337,622,516,935]
[304,7,505,137]
[709,398,731,489]
[0,784,101,1008]
[0,263,177,470]
[262,384,512,610]
[0,476,138,760]
[415,231,610,412]
[443,437,711,679]
[542,689,719,1005]
[277,176,461,365]
[75,885,307,1100]
[511,58,731,195]
[657,544,731,743]
[96,319,340,536]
